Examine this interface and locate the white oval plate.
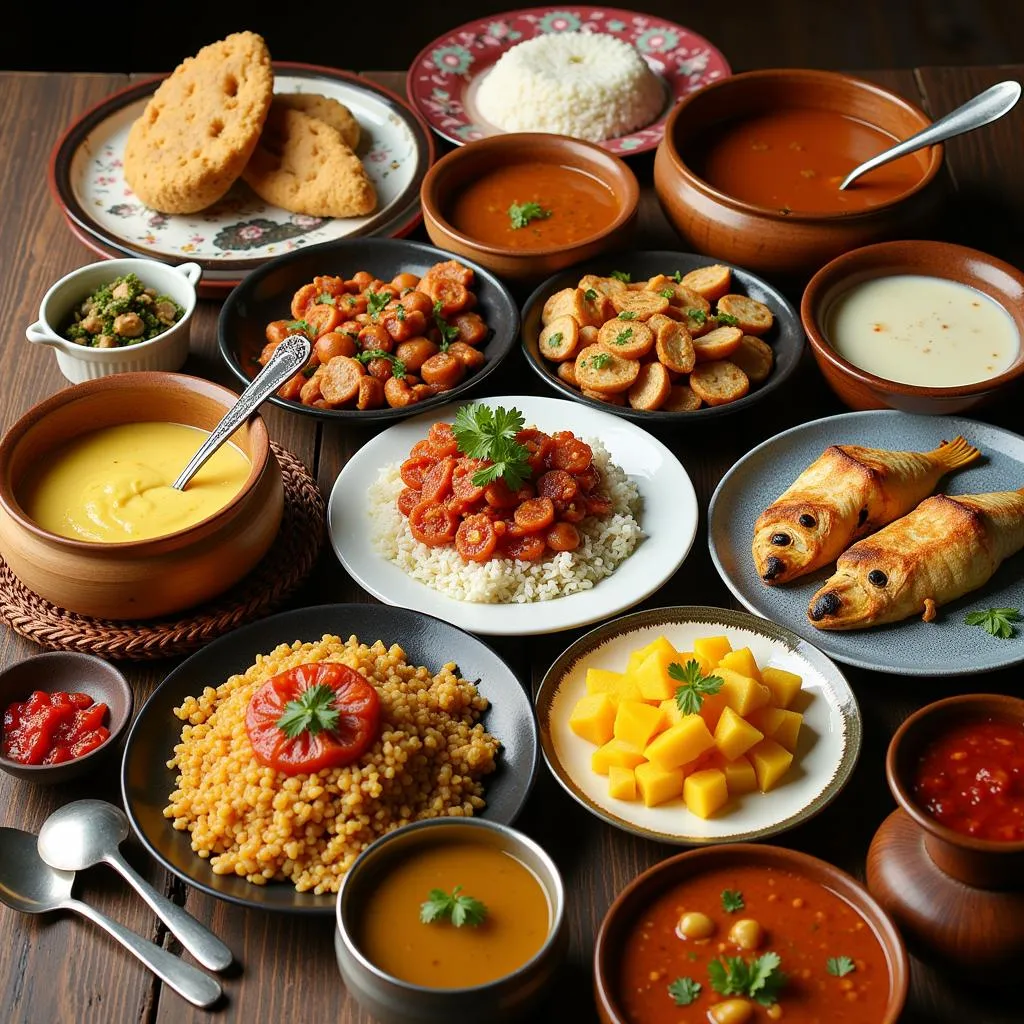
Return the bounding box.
[328,395,697,635]
[536,606,861,844]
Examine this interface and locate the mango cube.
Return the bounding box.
[614,700,667,749]
[635,760,684,807]
[749,738,794,792]
[749,707,803,753]
[717,647,763,683]
[721,755,758,795]
[659,697,685,727]
[693,635,732,666]
[632,647,682,702]
[608,765,637,801]
[675,649,712,675]
[718,668,772,717]
[592,738,646,775]
[644,715,715,770]
[713,706,764,761]
[569,692,616,746]
[698,690,729,731]
[684,768,729,818]
[761,667,804,709]
[585,667,641,706]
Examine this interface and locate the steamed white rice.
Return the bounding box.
[368,439,644,603]
[475,32,665,143]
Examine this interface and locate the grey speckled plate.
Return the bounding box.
[709,411,1024,676]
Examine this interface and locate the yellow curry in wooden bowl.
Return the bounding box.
[0,372,283,620]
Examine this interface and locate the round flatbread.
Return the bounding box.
[274,93,361,150]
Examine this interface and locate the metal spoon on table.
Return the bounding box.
[0,826,221,1008]
[37,799,232,972]
[172,333,312,491]
[839,79,1021,191]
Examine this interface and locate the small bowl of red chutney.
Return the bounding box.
[0,651,133,785]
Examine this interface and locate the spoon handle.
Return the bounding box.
[63,896,222,1008]
[839,79,1022,190]
[106,849,232,971]
[172,333,311,491]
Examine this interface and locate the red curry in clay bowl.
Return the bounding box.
[594,843,908,1024]
[653,69,944,281]
[421,133,640,286]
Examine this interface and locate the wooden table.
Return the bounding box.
[1,66,1021,1024]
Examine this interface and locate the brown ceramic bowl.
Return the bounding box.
[420,133,640,286]
[653,68,944,281]
[0,372,284,620]
[594,843,908,1024]
[0,651,133,784]
[801,239,1024,414]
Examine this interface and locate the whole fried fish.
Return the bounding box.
[752,437,980,585]
[808,489,1024,630]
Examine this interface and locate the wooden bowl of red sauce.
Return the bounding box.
[653,69,945,281]
[594,843,908,1024]
[420,133,640,287]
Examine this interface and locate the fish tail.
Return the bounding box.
[932,436,981,472]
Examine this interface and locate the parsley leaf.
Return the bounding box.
[667,977,701,1006]
[586,352,613,370]
[614,327,634,346]
[315,292,336,306]
[548,331,564,348]
[452,404,532,490]
[708,953,786,1007]
[419,886,488,928]
[964,607,1020,639]
[670,659,724,715]
[366,290,391,320]
[659,288,675,299]
[826,956,856,978]
[508,201,552,229]
[584,288,599,301]
[721,889,745,913]
[275,683,340,740]
[286,318,313,335]
[687,308,708,326]
[432,300,460,351]
[396,303,406,321]
[672,270,683,283]
[610,270,631,282]
[617,310,637,320]
[715,311,740,327]
[355,349,406,380]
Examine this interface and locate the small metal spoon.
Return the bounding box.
[37,799,232,972]
[172,333,311,491]
[0,826,221,1008]
[839,79,1021,190]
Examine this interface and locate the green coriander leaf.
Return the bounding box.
[420,886,487,927]
[286,319,313,335]
[669,659,724,715]
[708,956,748,997]
[672,270,683,283]
[588,352,613,370]
[396,303,406,321]
[584,288,599,301]
[667,977,701,1006]
[659,288,675,299]
[454,404,531,489]
[721,889,745,913]
[275,684,340,740]
[452,888,488,927]
[715,312,740,327]
[366,290,391,319]
[617,310,637,320]
[432,300,460,351]
[610,270,631,283]
[315,292,336,306]
[687,308,707,326]
[548,331,564,348]
[420,888,453,924]
[355,349,406,379]
[614,327,633,346]
[827,956,856,978]
[964,607,1021,639]
[749,952,786,1006]
[508,201,552,229]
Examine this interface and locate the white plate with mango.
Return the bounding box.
[535,605,861,843]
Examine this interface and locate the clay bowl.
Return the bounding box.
[801,239,1024,414]
[653,68,944,281]
[420,132,640,287]
[0,651,133,784]
[594,843,908,1024]
[0,372,284,620]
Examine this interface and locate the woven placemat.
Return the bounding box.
[0,443,325,661]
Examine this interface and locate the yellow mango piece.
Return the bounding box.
[721,755,757,795]
[632,647,682,702]
[585,667,641,706]
[675,649,712,675]
[684,768,729,818]
[748,707,803,753]
[717,647,763,683]
[698,690,729,731]
[614,700,667,749]
[659,697,684,727]
[592,738,646,776]
[607,765,637,801]
[569,692,617,746]
[635,760,685,807]
[749,738,795,792]
[718,668,772,717]
[761,667,804,709]
[644,715,716,770]
[693,635,732,665]
[714,706,764,761]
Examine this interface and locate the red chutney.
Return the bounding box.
[2,691,110,765]
[690,108,927,214]
[618,865,890,1024]
[912,718,1024,842]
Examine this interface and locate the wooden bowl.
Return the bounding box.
[653,69,944,281]
[420,133,640,287]
[801,239,1024,413]
[0,372,284,620]
[594,843,908,1024]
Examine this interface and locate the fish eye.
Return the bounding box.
[798,513,816,528]
[770,533,791,546]
[868,569,888,587]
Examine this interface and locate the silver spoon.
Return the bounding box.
[172,333,311,491]
[37,799,232,973]
[0,826,221,1008]
[839,79,1021,190]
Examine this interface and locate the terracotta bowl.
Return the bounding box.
[653,69,944,281]
[0,372,284,620]
[594,843,908,1024]
[0,651,133,784]
[801,239,1024,413]
[420,133,640,287]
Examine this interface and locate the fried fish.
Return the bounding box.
[752,436,980,586]
[808,488,1024,630]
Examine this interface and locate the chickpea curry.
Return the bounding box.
[63,273,183,348]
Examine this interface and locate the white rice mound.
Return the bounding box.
[475,32,665,142]
[368,439,644,604]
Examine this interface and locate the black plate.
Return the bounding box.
[218,237,521,422]
[121,603,538,914]
[520,250,804,422]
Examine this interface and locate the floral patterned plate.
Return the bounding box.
[406,5,730,155]
[49,64,434,284]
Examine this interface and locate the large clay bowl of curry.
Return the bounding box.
[0,372,283,620]
[654,69,945,282]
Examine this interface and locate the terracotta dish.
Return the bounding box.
[653,69,944,280]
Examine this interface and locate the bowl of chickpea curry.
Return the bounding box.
[218,238,520,422]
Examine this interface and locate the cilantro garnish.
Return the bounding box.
[670,659,724,715]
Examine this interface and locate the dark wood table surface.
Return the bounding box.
[1,65,1021,1024]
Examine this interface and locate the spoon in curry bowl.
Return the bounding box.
[171,332,311,491]
[839,79,1021,191]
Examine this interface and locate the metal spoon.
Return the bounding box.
[172,333,311,491]
[37,799,232,972]
[0,826,221,1008]
[839,79,1021,190]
